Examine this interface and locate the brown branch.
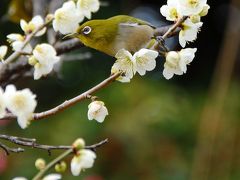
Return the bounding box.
[55,39,84,55]
[33,72,121,120]
[0,134,108,155]
[0,72,121,121]
[162,16,188,40]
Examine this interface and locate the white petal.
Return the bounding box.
[20,20,28,32]
[7,34,24,42]
[77,0,100,19]
[42,174,62,180]
[0,45,8,59]
[0,88,6,118]
[17,115,31,129]
[178,0,207,16]
[163,67,174,80]
[71,156,82,176]
[79,149,96,168]
[12,177,28,180]
[179,31,187,48]
[31,15,44,26]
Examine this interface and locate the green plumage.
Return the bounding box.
[76,15,156,56]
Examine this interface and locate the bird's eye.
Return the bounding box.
[82,26,92,35]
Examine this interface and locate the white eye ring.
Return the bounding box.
[82,26,92,35]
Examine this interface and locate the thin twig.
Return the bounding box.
[162,16,188,40]
[0,142,24,155]
[32,138,108,180]
[33,72,121,120]
[0,134,108,155]
[33,149,72,180]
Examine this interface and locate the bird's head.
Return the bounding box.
[65,19,118,56]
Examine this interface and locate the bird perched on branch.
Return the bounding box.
[70,15,159,56]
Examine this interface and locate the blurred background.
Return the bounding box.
[0,0,240,179]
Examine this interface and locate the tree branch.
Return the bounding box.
[0,134,108,155]
[0,142,24,155]
[161,16,188,40]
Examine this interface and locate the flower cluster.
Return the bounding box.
[53,0,100,34]
[159,0,209,79]
[0,85,37,129]
[111,49,159,82]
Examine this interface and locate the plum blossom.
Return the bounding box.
[111,49,158,82]
[77,0,100,19]
[20,15,46,36]
[29,43,60,80]
[179,18,203,47]
[7,33,32,53]
[53,1,84,34]
[163,48,197,79]
[133,49,158,76]
[88,101,108,123]
[71,149,96,176]
[160,0,181,21]
[4,85,37,129]
[111,49,135,82]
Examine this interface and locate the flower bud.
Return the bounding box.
[35,158,46,170]
[166,51,180,68]
[72,138,85,151]
[55,161,67,173]
[45,14,54,22]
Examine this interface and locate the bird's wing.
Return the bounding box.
[119,21,155,29]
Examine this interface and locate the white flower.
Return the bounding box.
[179,18,203,47]
[42,174,62,180]
[30,43,60,80]
[7,34,32,53]
[160,0,181,21]
[133,49,158,76]
[4,85,37,129]
[111,49,158,82]
[0,88,6,118]
[77,0,100,19]
[178,48,197,73]
[0,45,8,60]
[111,49,135,83]
[163,48,197,79]
[53,1,84,34]
[88,101,108,123]
[178,0,207,16]
[20,15,46,36]
[71,149,96,176]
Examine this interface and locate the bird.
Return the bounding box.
[71,15,158,56]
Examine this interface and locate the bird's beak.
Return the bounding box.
[62,32,78,39]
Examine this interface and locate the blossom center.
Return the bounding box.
[188,0,199,7]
